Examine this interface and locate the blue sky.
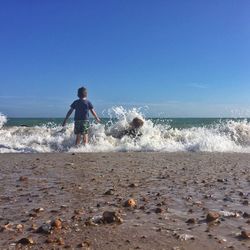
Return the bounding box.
[0,0,250,117]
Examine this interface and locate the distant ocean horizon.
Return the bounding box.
[5,117,250,129]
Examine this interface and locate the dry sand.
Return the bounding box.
[0,152,249,250]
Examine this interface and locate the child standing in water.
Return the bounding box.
[62,87,100,145]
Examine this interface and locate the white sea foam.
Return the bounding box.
[1,108,250,153]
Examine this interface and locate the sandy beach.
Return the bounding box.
[0,152,249,249]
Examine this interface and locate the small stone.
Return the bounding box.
[155,208,163,214]
[45,236,55,243]
[217,178,224,183]
[74,209,84,215]
[241,230,250,239]
[243,212,250,218]
[223,196,233,202]
[172,247,181,250]
[128,183,138,188]
[0,223,13,232]
[19,176,28,181]
[16,224,24,231]
[77,242,85,248]
[206,211,220,222]
[77,240,91,248]
[242,200,249,206]
[86,215,103,225]
[50,209,58,213]
[51,218,62,229]
[124,199,136,208]
[102,211,123,224]
[141,197,148,202]
[17,237,34,245]
[36,224,51,234]
[186,218,196,224]
[218,237,227,244]
[65,162,74,166]
[31,223,37,231]
[104,189,114,195]
[33,207,44,213]
[57,237,65,245]
[175,233,195,241]
[29,213,38,218]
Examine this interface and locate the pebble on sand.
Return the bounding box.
[186,218,196,224]
[243,212,250,218]
[102,211,123,224]
[36,224,52,234]
[77,240,91,248]
[104,189,114,195]
[128,183,138,188]
[242,200,249,206]
[174,233,195,241]
[155,207,163,214]
[45,236,64,245]
[19,176,28,181]
[17,237,34,245]
[16,224,24,231]
[57,237,65,245]
[0,223,13,232]
[241,230,250,239]
[206,211,220,222]
[124,199,137,208]
[74,209,84,215]
[51,218,62,229]
[86,211,123,226]
[33,207,45,213]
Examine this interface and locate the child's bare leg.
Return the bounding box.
[83,134,88,145]
[75,134,82,145]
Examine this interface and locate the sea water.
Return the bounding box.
[1,107,250,153]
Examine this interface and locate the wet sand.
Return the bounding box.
[0,152,249,250]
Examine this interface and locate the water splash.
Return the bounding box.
[0,113,7,129]
[1,108,250,153]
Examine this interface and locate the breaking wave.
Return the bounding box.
[1,109,250,153]
[0,113,7,129]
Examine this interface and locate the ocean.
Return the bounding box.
[1,107,250,153]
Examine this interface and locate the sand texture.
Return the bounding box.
[0,152,249,249]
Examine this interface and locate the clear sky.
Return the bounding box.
[0,0,250,117]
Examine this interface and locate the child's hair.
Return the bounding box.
[77,87,87,98]
[132,117,144,128]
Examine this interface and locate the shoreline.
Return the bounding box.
[0,152,249,249]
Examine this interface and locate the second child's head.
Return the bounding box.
[131,117,144,129]
[77,87,87,99]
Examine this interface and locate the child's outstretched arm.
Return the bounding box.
[62,108,74,126]
[90,109,101,123]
